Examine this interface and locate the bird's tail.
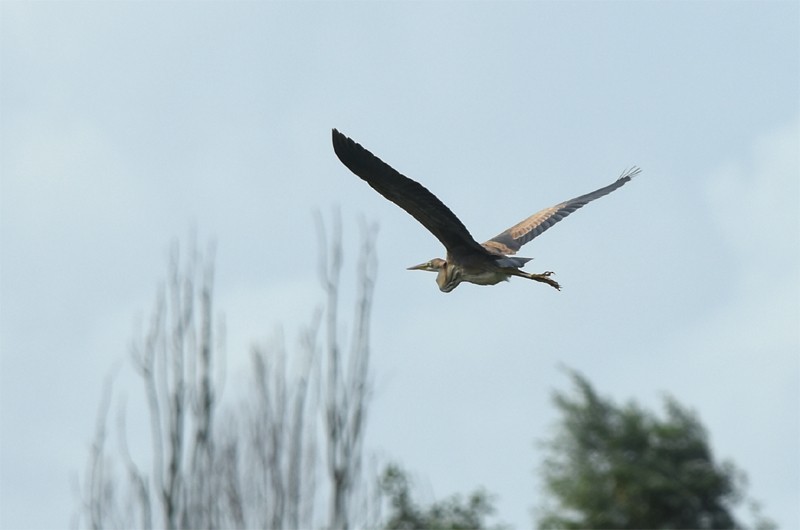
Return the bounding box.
[495,256,532,268]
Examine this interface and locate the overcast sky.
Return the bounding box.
[1,2,798,529]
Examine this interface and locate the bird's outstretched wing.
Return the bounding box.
[482,167,641,255]
[332,129,489,257]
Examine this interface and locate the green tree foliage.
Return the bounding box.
[537,370,774,530]
[379,464,504,530]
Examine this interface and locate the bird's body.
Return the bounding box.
[331,129,640,293]
[416,255,539,293]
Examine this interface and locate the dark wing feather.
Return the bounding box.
[332,129,489,257]
[483,167,641,255]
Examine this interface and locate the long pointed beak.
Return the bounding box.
[407,262,429,271]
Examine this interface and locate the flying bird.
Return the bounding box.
[331,129,640,293]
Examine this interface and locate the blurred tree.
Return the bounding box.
[379,464,504,530]
[79,217,378,530]
[536,370,775,530]
[317,215,378,530]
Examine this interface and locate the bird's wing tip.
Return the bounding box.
[619,166,642,180]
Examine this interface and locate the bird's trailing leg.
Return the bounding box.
[528,271,561,291]
[507,268,561,290]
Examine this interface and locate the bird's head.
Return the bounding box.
[408,258,460,292]
[407,258,447,273]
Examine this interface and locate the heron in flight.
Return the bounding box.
[331,129,640,293]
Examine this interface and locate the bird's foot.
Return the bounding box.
[532,272,561,291]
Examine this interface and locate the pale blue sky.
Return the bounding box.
[2,2,798,529]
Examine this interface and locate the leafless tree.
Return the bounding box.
[80,218,378,530]
[80,239,223,530]
[241,320,320,530]
[316,214,378,530]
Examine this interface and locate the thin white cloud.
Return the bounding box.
[706,117,800,275]
[662,118,800,527]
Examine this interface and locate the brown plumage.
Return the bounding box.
[332,129,640,293]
